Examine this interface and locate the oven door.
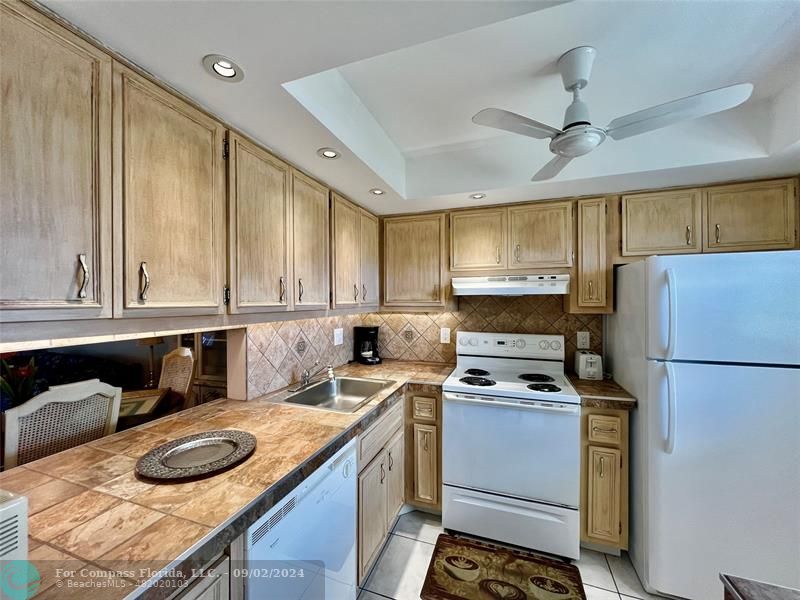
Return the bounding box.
[442,392,580,507]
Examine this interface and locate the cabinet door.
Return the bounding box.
[0,1,112,322]
[450,208,506,270]
[227,133,290,313]
[577,198,608,308]
[358,450,388,582]
[703,179,797,252]
[383,214,445,307]
[178,556,229,600]
[291,170,329,310]
[622,189,701,255]
[413,423,438,505]
[113,63,226,317]
[586,446,621,545]
[508,201,573,268]
[331,194,361,308]
[360,210,380,306]
[386,430,405,523]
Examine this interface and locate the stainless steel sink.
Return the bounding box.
[284,377,394,413]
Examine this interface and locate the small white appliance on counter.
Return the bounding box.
[0,490,28,562]
[574,350,603,380]
[607,250,800,600]
[442,331,581,559]
[245,439,357,600]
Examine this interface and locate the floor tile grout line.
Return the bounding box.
[390,530,436,546]
[605,553,623,595]
[358,588,397,600]
[584,583,622,599]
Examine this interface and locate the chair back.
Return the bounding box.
[158,347,195,397]
[3,379,121,468]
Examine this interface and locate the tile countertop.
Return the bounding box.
[567,374,637,410]
[0,360,452,600]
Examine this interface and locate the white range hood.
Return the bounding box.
[451,274,570,296]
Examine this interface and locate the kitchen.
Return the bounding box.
[1,1,799,600]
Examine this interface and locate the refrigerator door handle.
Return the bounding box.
[665,362,677,454]
[665,268,677,360]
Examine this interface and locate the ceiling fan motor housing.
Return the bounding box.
[550,126,606,157]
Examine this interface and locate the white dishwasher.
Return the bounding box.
[245,438,357,600]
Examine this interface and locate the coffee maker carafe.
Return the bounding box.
[353,326,381,365]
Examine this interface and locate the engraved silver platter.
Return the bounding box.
[135,430,257,482]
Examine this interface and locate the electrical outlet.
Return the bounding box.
[333,328,343,346]
[440,327,451,344]
[577,331,590,349]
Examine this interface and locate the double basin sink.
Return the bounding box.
[284,376,394,413]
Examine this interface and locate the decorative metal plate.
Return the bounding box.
[135,430,257,482]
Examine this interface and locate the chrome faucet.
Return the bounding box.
[298,360,335,389]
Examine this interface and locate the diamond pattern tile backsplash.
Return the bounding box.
[245,296,602,399]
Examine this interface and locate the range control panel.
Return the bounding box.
[456,331,565,360]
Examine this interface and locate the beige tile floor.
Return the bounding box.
[359,511,666,600]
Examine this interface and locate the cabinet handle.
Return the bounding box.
[139,262,150,301]
[279,276,286,304]
[592,426,617,434]
[514,244,521,263]
[77,253,89,299]
[599,455,605,478]
[685,225,692,246]
[715,223,721,244]
[423,431,429,452]
[362,284,367,302]
[496,246,501,264]
[587,280,593,300]
[388,452,393,471]
[380,463,385,484]
[298,278,303,302]
[354,283,359,302]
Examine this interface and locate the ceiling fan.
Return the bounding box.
[472,46,753,181]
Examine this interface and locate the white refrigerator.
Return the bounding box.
[607,250,800,600]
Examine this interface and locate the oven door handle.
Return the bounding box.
[444,393,580,415]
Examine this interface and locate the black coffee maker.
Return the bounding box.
[353,326,381,365]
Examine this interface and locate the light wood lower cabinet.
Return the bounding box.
[291,170,329,310]
[412,423,438,505]
[386,430,405,523]
[450,208,507,270]
[703,178,797,252]
[113,62,226,317]
[622,189,702,256]
[405,393,441,510]
[508,201,573,268]
[176,556,230,600]
[1,0,112,322]
[581,407,629,550]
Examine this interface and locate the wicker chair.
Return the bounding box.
[158,347,195,401]
[3,379,121,468]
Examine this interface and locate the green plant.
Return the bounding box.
[0,357,37,410]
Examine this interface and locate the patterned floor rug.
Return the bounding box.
[420,534,585,600]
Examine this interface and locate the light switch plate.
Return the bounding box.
[577,331,590,349]
[440,327,451,344]
[333,328,343,346]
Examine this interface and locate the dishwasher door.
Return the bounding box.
[246,438,357,600]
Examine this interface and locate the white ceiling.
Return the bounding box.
[44,0,800,214]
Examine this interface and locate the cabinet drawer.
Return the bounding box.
[412,396,437,421]
[588,414,622,445]
[359,401,403,469]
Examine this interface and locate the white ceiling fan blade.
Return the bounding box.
[473,108,562,140]
[531,155,573,181]
[605,83,753,141]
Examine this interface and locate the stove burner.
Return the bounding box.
[518,373,555,383]
[465,368,490,377]
[526,383,562,393]
[460,376,496,387]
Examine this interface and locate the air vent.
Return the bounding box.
[487,277,507,282]
[251,496,297,546]
[0,492,27,561]
[507,276,528,281]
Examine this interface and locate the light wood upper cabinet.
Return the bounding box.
[412,423,438,505]
[703,179,797,252]
[358,450,388,582]
[291,170,329,310]
[331,194,361,308]
[113,63,226,317]
[227,133,290,313]
[0,1,112,322]
[577,198,608,308]
[586,446,622,545]
[622,189,702,255]
[386,430,405,523]
[383,214,446,307]
[450,208,507,270]
[360,210,380,305]
[508,201,573,268]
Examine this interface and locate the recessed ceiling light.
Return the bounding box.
[317,148,340,159]
[370,188,385,196]
[202,54,244,82]
[470,193,486,200]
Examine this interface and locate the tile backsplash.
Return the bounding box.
[245,295,602,399]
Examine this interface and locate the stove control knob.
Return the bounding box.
[551,340,562,351]
[468,337,478,347]
[516,339,526,349]
[459,337,467,346]
[539,340,550,350]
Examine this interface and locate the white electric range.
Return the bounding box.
[442,331,581,559]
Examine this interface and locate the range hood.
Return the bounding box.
[451,274,570,296]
